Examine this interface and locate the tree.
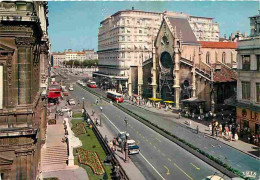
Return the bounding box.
[74,60,80,67]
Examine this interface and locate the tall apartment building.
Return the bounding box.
[189,16,219,42]
[96,9,220,86]
[236,13,260,135]
[96,8,162,79]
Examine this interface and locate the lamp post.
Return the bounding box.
[125,133,129,163]
[82,97,85,112]
[100,106,103,126]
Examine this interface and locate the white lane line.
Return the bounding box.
[102,113,121,132]
[102,113,165,180]
[140,153,166,180]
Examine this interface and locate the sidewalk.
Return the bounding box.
[124,100,260,159]
[40,99,88,180]
[84,102,146,180]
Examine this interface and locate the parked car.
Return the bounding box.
[69,87,74,91]
[82,83,86,87]
[202,175,224,180]
[127,140,140,155]
[117,132,127,142]
[68,99,76,105]
[61,107,71,112]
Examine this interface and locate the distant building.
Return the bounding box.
[84,49,98,60]
[52,52,65,66]
[189,15,220,42]
[236,13,260,135]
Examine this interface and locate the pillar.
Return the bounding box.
[173,48,180,109]
[151,40,157,98]
[192,66,196,97]
[137,54,143,97]
[128,68,132,96]
[210,68,215,113]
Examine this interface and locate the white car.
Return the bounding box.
[82,83,86,87]
[203,175,224,180]
[68,99,76,105]
[61,107,71,112]
[69,87,74,91]
[127,139,140,155]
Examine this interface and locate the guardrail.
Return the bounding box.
[77,83,246,179]
[83,110,129,180]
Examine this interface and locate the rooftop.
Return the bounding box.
[199,41,237,49]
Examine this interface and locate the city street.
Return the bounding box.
[54,72,229,180]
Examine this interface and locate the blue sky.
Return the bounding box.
[48,1,259,52]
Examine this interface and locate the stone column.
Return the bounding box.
[128,68,132,96]
[15,37,35,105]
[192,65,196,97]
[151,41,157,98]
[173,48,180,109]
[137,54,143,97]
[210,68,215,113]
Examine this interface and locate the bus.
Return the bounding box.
[106,91,124,103]
[87,81,97,88]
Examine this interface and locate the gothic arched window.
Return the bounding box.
[206,52,210,64]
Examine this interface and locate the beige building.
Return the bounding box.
[85,49,98,60]
[52,52,65,66]
[236,14,260,135]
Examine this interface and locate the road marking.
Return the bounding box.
[156,137,162,143]
[167,158,171,162]
[174,163,193,180]
[190,163,200,170]
[162,153,166,157]
[164,165,170,175]
[102,114,121,132]
[140,153,166,180]
[153,145,157,149]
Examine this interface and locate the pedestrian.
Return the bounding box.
[196,125,199,134]
[189,120,192,126]
[104,135,108,144]
[113,138,117,151]
[209,124,212,132]
[92,109,95,116]
[109,141,113,152]
[118,138,122,153]
[96,98,99,105]
[178,112,181,119]
[100,106,103,113]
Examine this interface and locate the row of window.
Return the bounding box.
[205,51,233,64]
[242,82,260,103]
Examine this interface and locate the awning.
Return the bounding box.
[181,97,205,103]
[48,91,61,98]
[148,98,162,102]
[164,101,174,104]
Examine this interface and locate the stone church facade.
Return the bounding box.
[0,2,50,179]
[129,12,237,112]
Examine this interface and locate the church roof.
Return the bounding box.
[200,41,237,49]
[167,17,199,45]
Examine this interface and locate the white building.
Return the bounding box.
[189,16,220,42]
[84,49,98,60]
[96,8,163,79]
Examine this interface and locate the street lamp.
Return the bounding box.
[125,133,129,163]
[100,106,103,126]
[82,97,85,112]
[124,117,128,133]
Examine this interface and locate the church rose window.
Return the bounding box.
[160,52,173,69]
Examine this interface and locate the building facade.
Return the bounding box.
[236,14,260,135]
[189,16,220,42]
[96,9,220,90]
[0,1,50,179]
[85,49,98,60]
[52,52,65,67]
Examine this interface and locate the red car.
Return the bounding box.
[106,91,124,103]
[87,81,97,88]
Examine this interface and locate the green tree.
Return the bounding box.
[74,60,80,67]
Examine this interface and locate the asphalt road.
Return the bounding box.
[54,78,229,179]
[55,69,259,179]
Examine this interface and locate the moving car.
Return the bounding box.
[202,175,224,180]
[87,81,97,88]
[68,99,76,105]
[106,91,124,103]
[63,90,69,96]
[69,87,74,91]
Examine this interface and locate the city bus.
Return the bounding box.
[106,91,124,103]
[87,81,97,88]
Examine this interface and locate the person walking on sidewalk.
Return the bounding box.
[104,135,108,144]
[118,138,122,153]
[196,125,199,134]
[113,138,117,151]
